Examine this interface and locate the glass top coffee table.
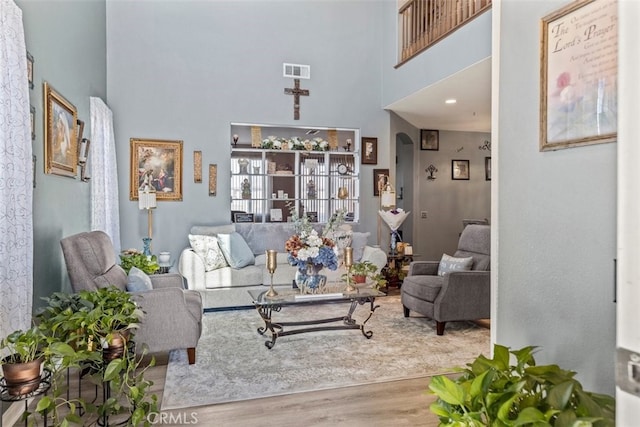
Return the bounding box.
[249,287,385,349]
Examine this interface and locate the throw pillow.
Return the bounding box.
[437,253,474,276]
[126,267,153,292]
[351,231,370,261]
[217,232,256,269]
[188,234,228,272]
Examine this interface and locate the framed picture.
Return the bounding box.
[270,208,283,222]
[361,137,377,164]
[373,168,389,196]
[44,82,78,178]
[451,160,470,180]
[27,51,34,89]
[420,129,439,151]
[540,0,617,151]
[306,211,318,223]
[30,105,35,141]
[209,164,217,196]
[234,212,254,223]
[194,151,202,183]
[129,138,183,201]
[485,157,491,181]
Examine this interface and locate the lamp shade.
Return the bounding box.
[381,187,396,209]
[139,191,157,210]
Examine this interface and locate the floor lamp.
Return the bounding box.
[139,188,157,256]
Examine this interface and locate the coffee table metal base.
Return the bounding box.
[254,297,380,349]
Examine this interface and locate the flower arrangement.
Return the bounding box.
[261,135,329,151]
[284,208,345,274]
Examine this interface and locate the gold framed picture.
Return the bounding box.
[44,82,78,178]
[129,138,183,201]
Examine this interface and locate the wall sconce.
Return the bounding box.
[78,138,91,182]
[426,164,438,181]
[139,188,157,256]
[479,140,491,150]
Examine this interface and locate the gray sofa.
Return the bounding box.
[178,223,387,290]
[401,224,490,335]
[60,231,203,364]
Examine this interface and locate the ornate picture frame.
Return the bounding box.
[420,129,439,151]
[361,137,377,165]
[373,168,389,196]
[44,82,78,178]
[451,159,470,180]
[540,0,617,150]
[129,138,183,201]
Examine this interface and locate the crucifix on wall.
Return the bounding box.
[284,78,309,120]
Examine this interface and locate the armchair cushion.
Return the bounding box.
[127,267,153,292]
[217,232,255,268]
[402,275,443,302]
[351,231,370,261]
[188,234,228,271]
[437,254,474,276]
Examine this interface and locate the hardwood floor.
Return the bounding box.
[145,361,442,427]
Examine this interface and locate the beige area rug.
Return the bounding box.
[161,295,490,410]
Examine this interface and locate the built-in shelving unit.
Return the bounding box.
[230,123,360,223]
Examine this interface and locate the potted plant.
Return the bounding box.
[429,344,615,426]
[0,326,47,396]
[344,261,388,290]
[119,248,159,275]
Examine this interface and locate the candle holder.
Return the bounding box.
[266,250,278,297]
[344,247,356,292]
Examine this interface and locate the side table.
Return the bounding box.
[383,253,416,289]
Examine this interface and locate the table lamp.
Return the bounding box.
[139,187,157,256]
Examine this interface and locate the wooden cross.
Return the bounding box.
[284,79,309,120]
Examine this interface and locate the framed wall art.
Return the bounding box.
[209,164,217,196]
[194,150,202,183]
[420,129,439,150]
[373,168,389,196]
[361,137,378,164]
[540,0,617,151]
[44,82,78,178]
[129,138,183,201]
[451,159,470,180]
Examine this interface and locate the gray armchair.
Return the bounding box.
[401,224,490,335]
[60,231,203,364]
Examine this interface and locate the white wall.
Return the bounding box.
[106,1,390,258]
[497,0,616,394]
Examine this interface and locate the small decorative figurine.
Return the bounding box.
[307,179,316,199]
[242,178,251,199]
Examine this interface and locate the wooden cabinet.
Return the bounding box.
[230,123,360,223]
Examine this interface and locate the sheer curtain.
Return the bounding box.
[90,97,121,253]
[0,0,33,337]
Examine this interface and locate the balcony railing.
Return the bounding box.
[397,0,492,66]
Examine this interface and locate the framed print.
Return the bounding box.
[30,105,35,141]
[306,211,318,222]
[44,82,78,178]
[234,212,254,223]
[270,208,283,222]
[540,0,617,151]
[208,164,217,196]
[485,157,491,181]
[194,151,202,183]
[451,160,470,180]
[361,137,377,164]
[27,51,34,89]
[420,129,439,151]
[130,138,183,201]
[373,168,389,196]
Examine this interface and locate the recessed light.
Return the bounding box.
[445,99,457,104]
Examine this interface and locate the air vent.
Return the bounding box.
[283,63,310,79]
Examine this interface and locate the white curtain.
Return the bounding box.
[90,97,121,253]
[0,0,33,337]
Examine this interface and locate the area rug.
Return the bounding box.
[161,295,490,410]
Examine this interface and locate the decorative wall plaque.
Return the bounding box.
[208,164,217,196]
[193,151,202,183]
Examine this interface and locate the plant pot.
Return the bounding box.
[102,330,130,362]
[353,275,367,284]
[1,356,44,396]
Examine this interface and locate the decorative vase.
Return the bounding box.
[158,251,171,264]
[297,262,327,294]
[142,237,152,257]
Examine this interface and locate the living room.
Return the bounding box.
[2,0,638,424]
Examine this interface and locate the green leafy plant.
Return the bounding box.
[429,344,615,426]
[119,249,159,275]
[0,326,47,364]
[343,261,388,290]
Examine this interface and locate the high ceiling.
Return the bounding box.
[385,57,491,133]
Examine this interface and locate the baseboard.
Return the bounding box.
[2,399,30,426]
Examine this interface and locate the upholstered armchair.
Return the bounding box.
[401,224,490,335]
[60,231,203,364]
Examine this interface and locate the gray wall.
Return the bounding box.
[18,0,107,309]
[497,0,616,393]
[106,1,390,260]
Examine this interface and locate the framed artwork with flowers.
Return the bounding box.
[44,82,78,178]
[540,0,617,151]
[129,138,183,201]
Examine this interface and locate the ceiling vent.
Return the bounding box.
[283,63,310,79]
